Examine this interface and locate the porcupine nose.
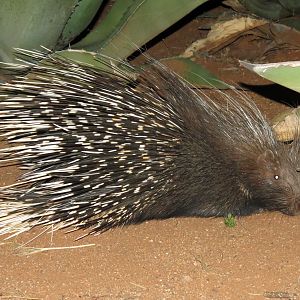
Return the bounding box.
[292,186,300,215]
[285,200,300,216]
[295,201,300,215]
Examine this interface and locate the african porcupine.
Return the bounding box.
[0,49,299,237]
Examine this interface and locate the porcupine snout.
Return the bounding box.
[281,168,300,216]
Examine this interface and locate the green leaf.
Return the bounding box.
[0,0,77,62]
[57,0,104,49]
[0,0,103,63]
[73,0,209,59]
[241,61,300,93]
[239,0,299,20]
[56,51,227,88]
[55,49,114,70]
[160,57,228,89]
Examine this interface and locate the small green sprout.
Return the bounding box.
[224,213,237,228]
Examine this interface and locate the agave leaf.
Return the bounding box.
[283,0,300,9]
[160,57,228,89]
[239,0,292,20]
[280,16,300,31]
[57,50,227,88]
[57,0,104,49]
[73,0,208,59]
[0,0,76,62]
[55,49,115,70]
[0,0,103,63]
[241,61,300,93]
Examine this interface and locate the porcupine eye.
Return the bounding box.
[274,175,279,180]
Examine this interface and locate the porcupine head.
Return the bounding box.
[246,145,300,216]
[212,115,300,218]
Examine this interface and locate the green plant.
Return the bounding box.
[224,214,237,228]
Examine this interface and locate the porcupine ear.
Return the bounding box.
[257,149,278,174]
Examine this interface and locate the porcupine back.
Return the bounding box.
[0,50,299,237]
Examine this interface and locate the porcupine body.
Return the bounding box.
[0,50,299,237]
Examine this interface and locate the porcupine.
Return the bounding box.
[0,49,299,237]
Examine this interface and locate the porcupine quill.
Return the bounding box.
[0,49,299,238]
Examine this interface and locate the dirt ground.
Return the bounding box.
[0,2,300,300]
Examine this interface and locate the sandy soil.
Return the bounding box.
[1,214,299,300]
[0,3,300,300]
